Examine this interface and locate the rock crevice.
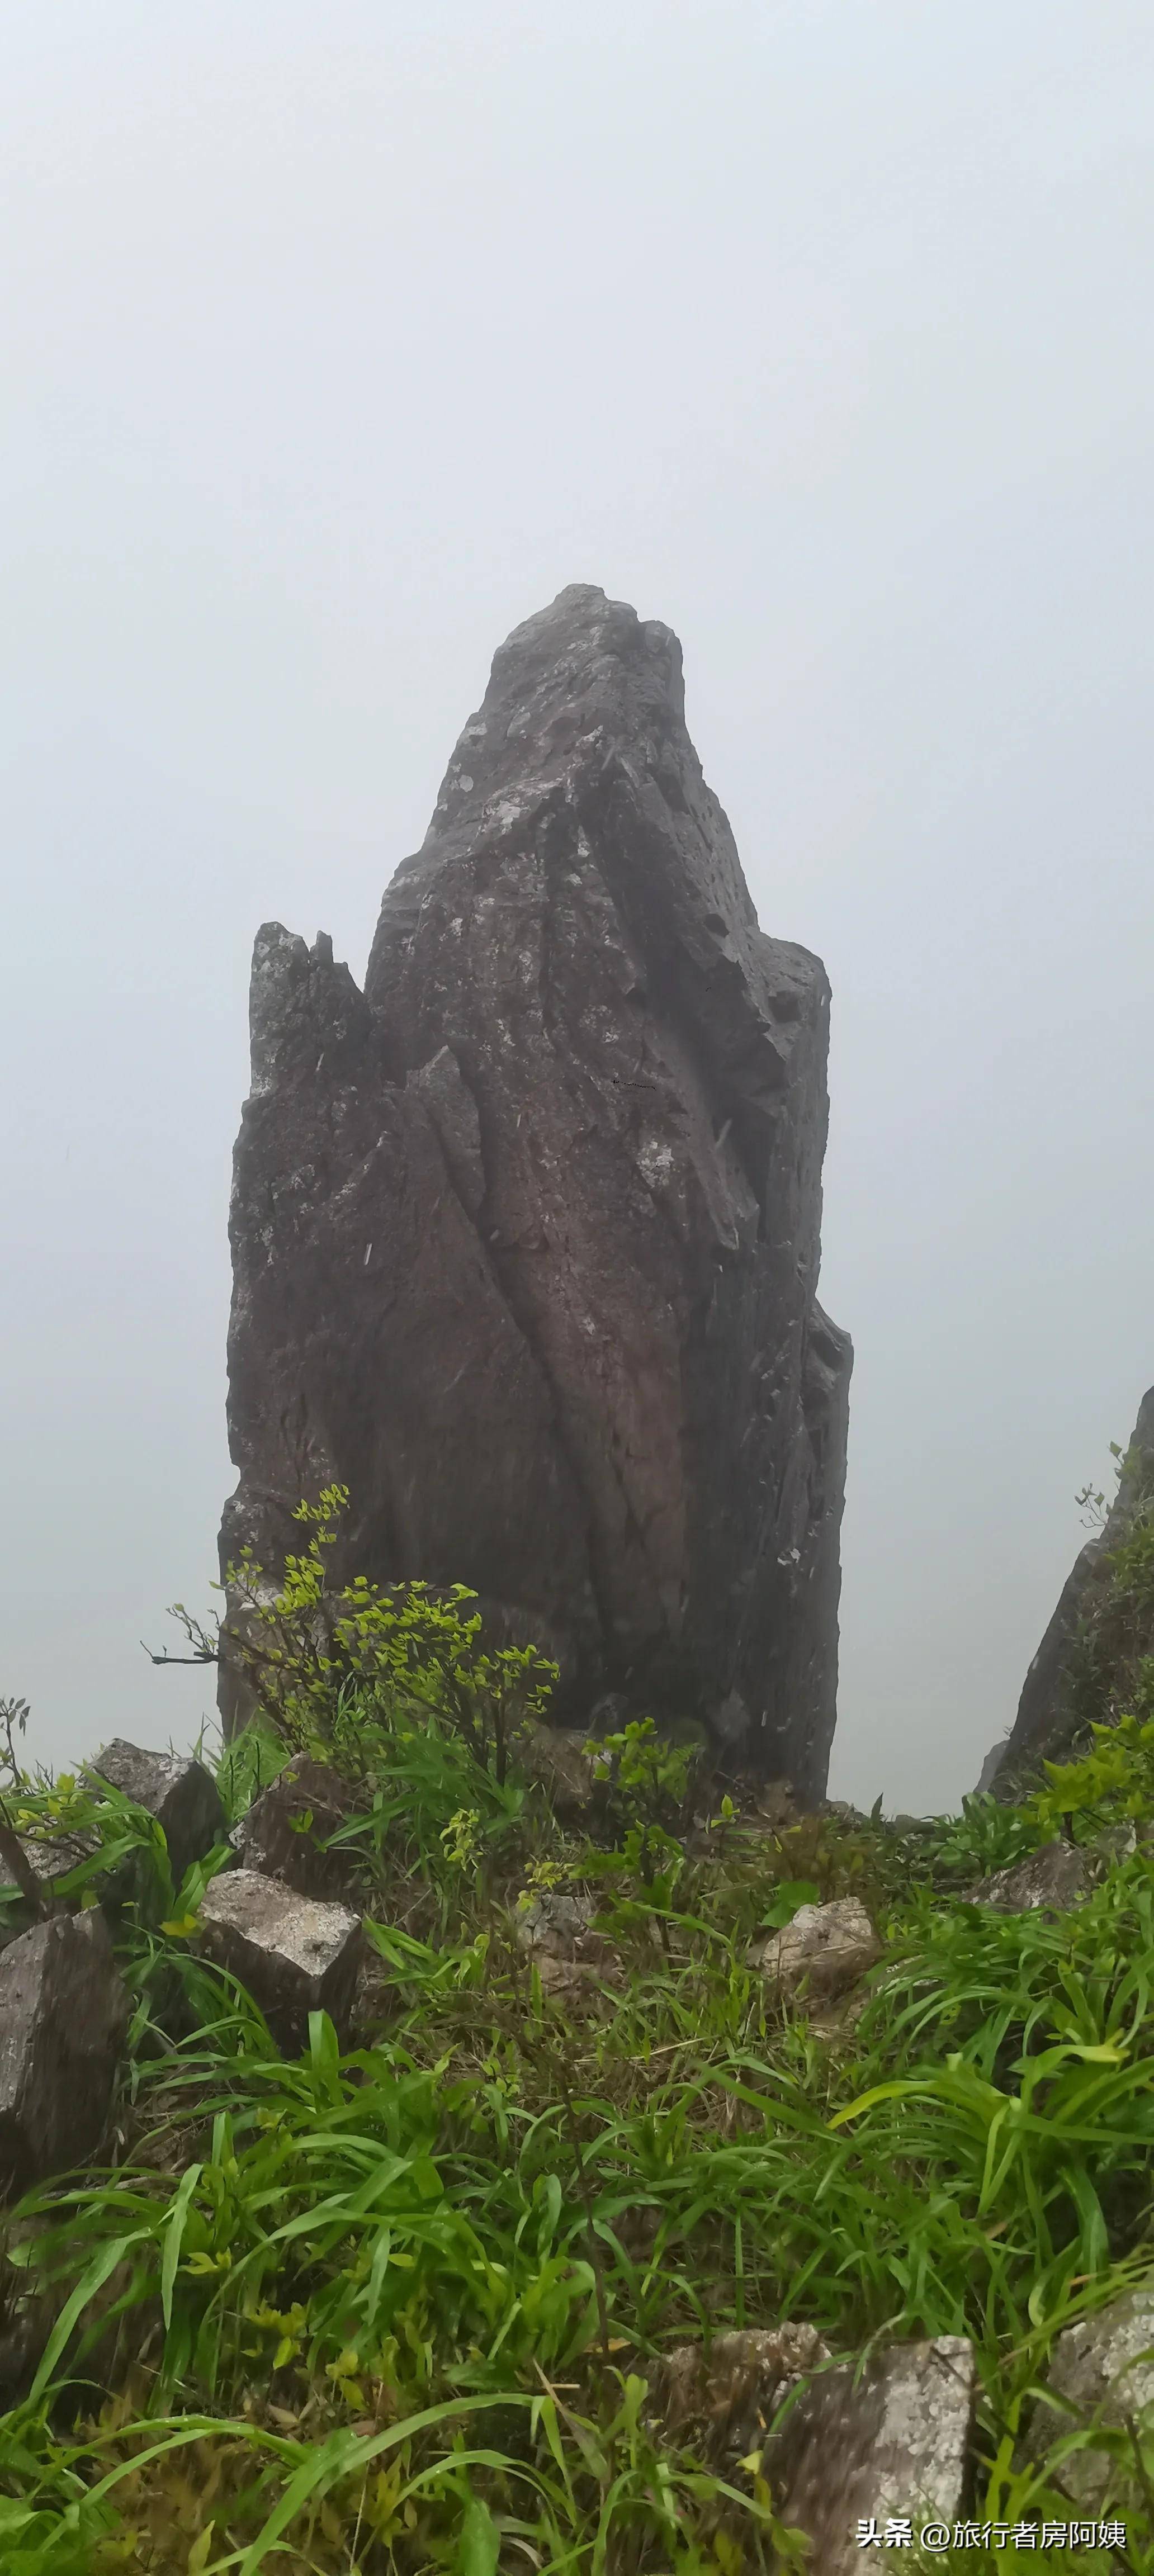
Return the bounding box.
[221,585,850,1796]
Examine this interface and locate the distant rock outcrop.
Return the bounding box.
[219,585,851,1798]
[984,1388,1154,1793]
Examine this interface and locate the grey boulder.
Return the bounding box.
[87,1739,225,1889]
[1025,2293,1154,2509]
[0,1912,129,2197]
[194,1869,362,2052]
[968,1839,1088,1915]
[765,2337,976,2572]
[753,1896,881,2000]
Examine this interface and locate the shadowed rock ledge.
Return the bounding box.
[220,585,851,1799]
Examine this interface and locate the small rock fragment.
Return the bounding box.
[88,1740,226,1888]
[0,1913,130,2196]
[231,1758,355,1898]
[517,1721,597,1822]
[195,1869,362,2053]
[968,1839,1088,1915]
[753,1897,881,2000]
[515,1884,597,1961]
[765,2337,976,2574]
[655,2325,831,2457]
[514,1883,618,1993]
[1025,2292,1154,2508]
[2,1828,97,1907]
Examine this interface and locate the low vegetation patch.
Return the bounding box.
[1,1501,1153,2571]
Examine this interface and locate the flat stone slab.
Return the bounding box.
[1026,2292,1154,2509]
[969,1839,1088,1915]
[195,1869,362,2053]
[0,1912,129,2197]
[765,2337,976,2572]
[88,1740,225,1890]
[753,1896,881,2000]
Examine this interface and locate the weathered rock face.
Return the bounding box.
[221,585,851,1798]
[765,2336,976,2568]
[0,1915,129,2198]
[1025,2292,1154,2509]
[231,1758,356,1901]
[985,1388,1154,1793]
[651,2330,976,2567]
[87,1741,225,1892]
[752,1895,882,2000]
[195,1871,363,2054]
[968,1839,1089,1916]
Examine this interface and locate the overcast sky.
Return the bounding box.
[3,2,1152,1815]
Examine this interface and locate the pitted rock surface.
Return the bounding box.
[1025,2292,1154,2509]
[765,2337,976,2572]
[219,585,850,1796]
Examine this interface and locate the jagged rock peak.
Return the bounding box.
[221,585,852,1801]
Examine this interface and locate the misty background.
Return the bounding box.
[3,3,1152,1816]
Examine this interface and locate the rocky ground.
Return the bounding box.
[0,1670,1152,2573]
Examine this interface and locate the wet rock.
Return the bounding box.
[219,585,851,1798]
[194,1869,362,2053]
[516,1721,597,1822]
[231,1758,355,1899]
[764,2336,976,2573]
[87,1740,226,1888]
[655,2324,831,2456]
[1025,2293,1154,2509]
[0,1913,130,2197]
[753,1896,881,2000]
[968,1839,1089,1915]
[988,1386,1154,1789]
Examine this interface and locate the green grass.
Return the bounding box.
[2,1637,1154,2565]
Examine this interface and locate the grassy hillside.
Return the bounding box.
[1,1504,1153,2573]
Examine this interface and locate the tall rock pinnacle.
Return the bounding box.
[220,585,852,1799]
